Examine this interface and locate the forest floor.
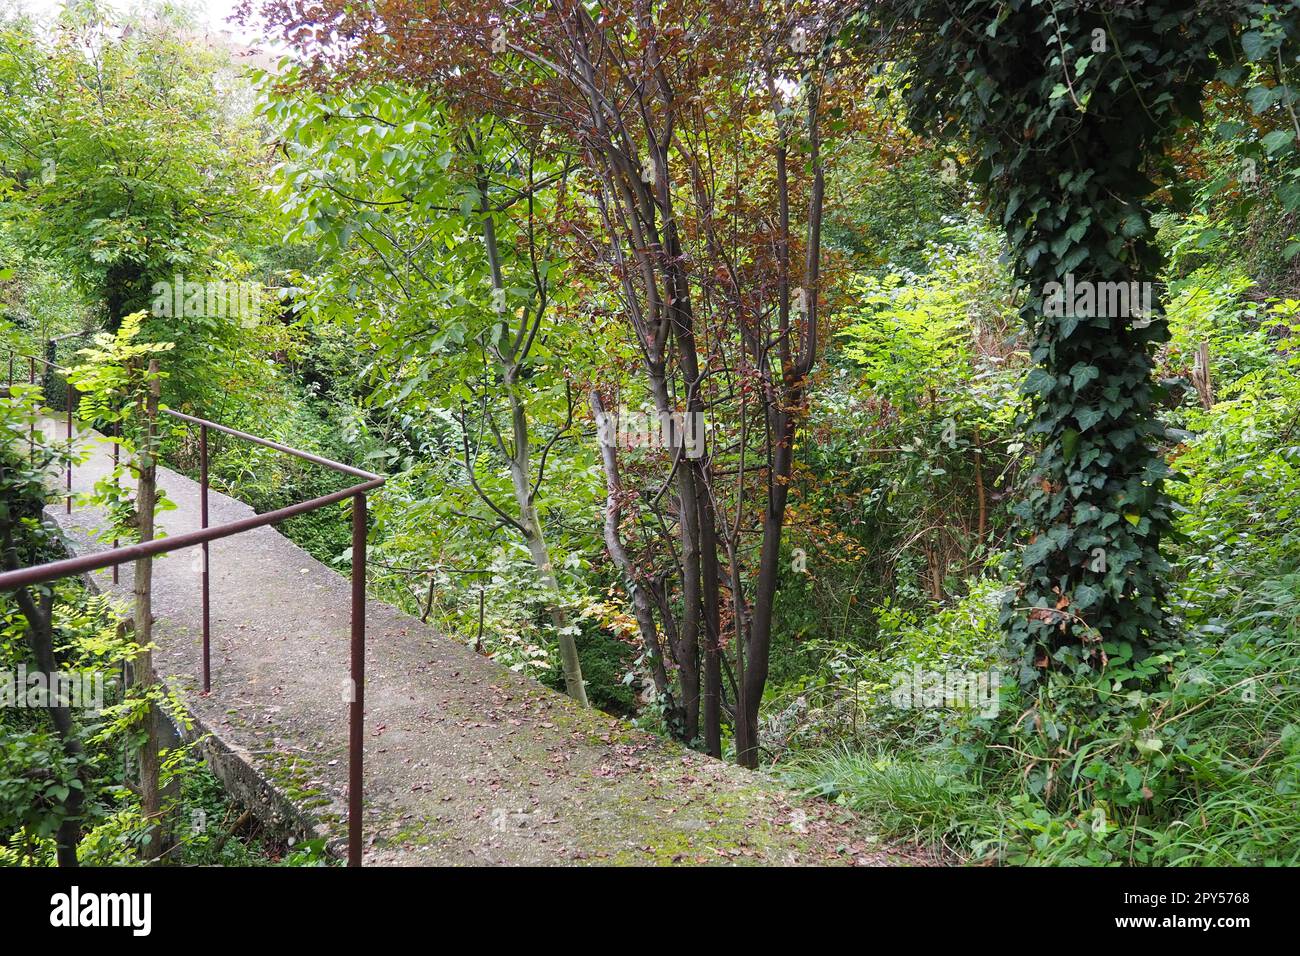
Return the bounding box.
[42,417,932,866]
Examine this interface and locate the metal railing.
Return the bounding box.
[44,331,93,412]
[0,346,383,866]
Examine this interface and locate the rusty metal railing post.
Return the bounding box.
[44,339,57,407]
[112,420,120,585]
[65,383,74,513]
[200,424,210,693]
[27,357,34,459]
[349,492,366,867]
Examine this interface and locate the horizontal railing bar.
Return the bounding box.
[163,410,383,482]
[0,476,384,591]
[3,346,71,373]
[4,353,62,372]
[3,347,382,482]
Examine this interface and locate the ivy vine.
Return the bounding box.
[878,0,1300,684]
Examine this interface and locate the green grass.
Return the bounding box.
[783,743,998,853]
[780,573,1300,866]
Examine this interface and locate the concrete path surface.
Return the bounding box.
[42,416,922,866]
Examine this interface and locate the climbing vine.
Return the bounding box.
[880,0,1299,682]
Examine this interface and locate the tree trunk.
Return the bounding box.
[505,381,588,705]
[698,479,723,758]
[479,185,587,707]
[737,409,797,768]
[590,391,679,722]
[132,359,165,862]
[1193,341,1215,409]
[509,443,588,706]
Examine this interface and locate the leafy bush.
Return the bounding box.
[777,215,1024,667]
[766,578,1009,760]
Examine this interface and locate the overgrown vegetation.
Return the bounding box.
[1,0,1298,866]
[0,376,315,865]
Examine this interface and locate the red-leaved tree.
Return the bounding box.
[250,0,874,765]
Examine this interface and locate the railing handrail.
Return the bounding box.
[4,349,62,372]
[3,345,381,471]
[1,343,381,867]
[0,475,384,591]
[4,349,382,479]
[163,409,383,482]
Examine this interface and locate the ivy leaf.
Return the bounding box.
[1240,30,1272,62]
[1023,367,1055,396]
[1261,129,1295,157]
[1023,536,1056,566]
[1119,213,1145,238]
[1075,406,1105,431]
[1278,181,1300,212]
[1247,84,1282,114]
[1074,582,1102,610]
[1070,362,1100,392]
[1062,427,1080,461]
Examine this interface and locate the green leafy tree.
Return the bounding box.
[260,80,596,702]
[0,4,265,328]
[68,311,177,861]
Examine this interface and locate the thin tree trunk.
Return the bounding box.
[132,360,164,862]
[510,444,588,705]
[738,409,797,768]
[647,375,702,742]
[1194,341,1215,409]
[675,458,703,744]
[698,480,723,758]
[590,391,678,720]
[479,184,587,706]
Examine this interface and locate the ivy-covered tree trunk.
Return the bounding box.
[883,0,1230,677]
[1006,199,1174,677]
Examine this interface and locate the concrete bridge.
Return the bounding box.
[43,418,917,866]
